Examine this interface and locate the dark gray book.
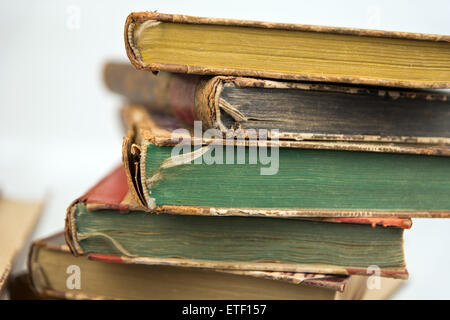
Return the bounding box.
[105,62,450,146]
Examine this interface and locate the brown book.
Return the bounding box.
[125,12,450,89]
[32,233,358,300]
[105,62,450,146]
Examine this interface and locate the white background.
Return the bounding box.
[1,0,449,299]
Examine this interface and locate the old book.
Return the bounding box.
[65,164,411,279]
[31,233,361,300]
[121,105,450,218]
[104,62,175,116]
[105,62,450,145]
[125,12,450,89]
[0,197,43,295]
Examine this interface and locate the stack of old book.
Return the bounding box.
[26,12,450,300]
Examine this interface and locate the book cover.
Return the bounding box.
[105,62,450,145]
[121,105,450,218]
[65,165,411,279]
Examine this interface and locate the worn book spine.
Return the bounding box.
[124,11,450,88]
[27,233,84,299]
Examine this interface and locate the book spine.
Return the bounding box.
[194,77,224,129]
[64,199,83,257]
[27,240,67,296]
[27,240,112,300]
[104,62,172,114]
[26,242,41,295]
[104,62,204,125]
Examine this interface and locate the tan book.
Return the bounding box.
[0,197,43,294]
[31,233,352,300]
[30,233,403,299]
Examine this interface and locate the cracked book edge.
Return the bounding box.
[157,205,450,219]
[147,135,450,156]
[124,14,146,70]
[64,200,84,257]
[89,254,409,280]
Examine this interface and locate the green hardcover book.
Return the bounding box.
[65,164,411,279]
[121,105,450,218]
